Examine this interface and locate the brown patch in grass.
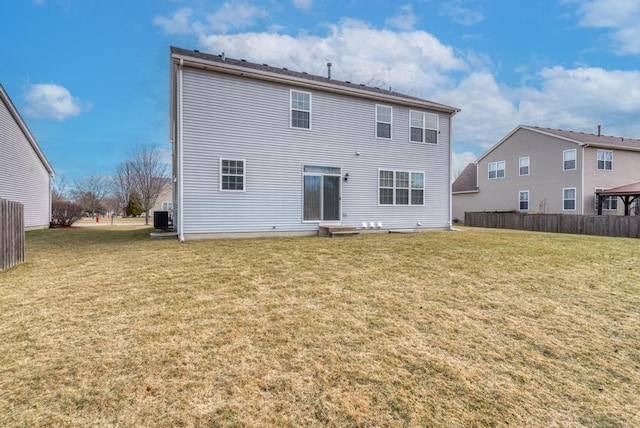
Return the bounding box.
[1,227,639,426]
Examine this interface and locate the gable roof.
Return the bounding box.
[478,125,640,163]
[452,163,478,193]
[0,84,54,177]
[170,46,460,115]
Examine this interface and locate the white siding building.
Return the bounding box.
[169,47,459,240]
[0,85,54,229]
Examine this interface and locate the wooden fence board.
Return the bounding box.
[0,199,25,270]
[464,212,640,239]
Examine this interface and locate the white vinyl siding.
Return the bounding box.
[375,105,392,139]
[409,111,438,144]
[519,157,530,176]
[563,187,576,210]
[177,66,454,234]
[290,90,311,129]
[563,149,576,170]
[488,161,505,179]
[519,190,529,211]
[597,149,612,170]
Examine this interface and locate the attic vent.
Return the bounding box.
[241,59,246,62]
[283,67,288,70]
[346,81,351,83]
[194,49,199,53]
[262,63,268,66]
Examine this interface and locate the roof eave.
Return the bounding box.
[171,52,460,115]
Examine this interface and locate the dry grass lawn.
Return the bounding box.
[1,226,639,426]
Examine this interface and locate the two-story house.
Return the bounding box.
[452,125,640,222]
[169,47,459,240]
[0,84,55,230]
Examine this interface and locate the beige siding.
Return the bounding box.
[473,128,582,214]
[583,147,640,215]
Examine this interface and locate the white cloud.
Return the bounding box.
[386,4,419,31]
[23,83,89,121]
[439,0,484,26]
[154,1,268,35]
[292,0,313,11]
[573,0,640,54]
[198,19,467,95]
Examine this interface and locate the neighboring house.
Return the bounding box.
[452,125,640,221]
[0,84,55,230]
[169,47,460,240]
[149,178,173,215]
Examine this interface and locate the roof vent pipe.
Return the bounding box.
[327,62,332,79]
[221,52,225,62]
[597,124,601,137]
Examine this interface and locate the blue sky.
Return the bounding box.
[3,0,640,180]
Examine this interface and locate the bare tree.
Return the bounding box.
[111,162,136,216]
[71,174,110,216]
[128,146,169,225]
[52,174,70,203]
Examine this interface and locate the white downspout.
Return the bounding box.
[580,143,586,214]
[177,59,186,242]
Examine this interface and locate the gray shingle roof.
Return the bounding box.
[170,46,459,114]
[452,163,477,193]
[524,126,640,151]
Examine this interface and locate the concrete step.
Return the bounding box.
[318,224,359,237]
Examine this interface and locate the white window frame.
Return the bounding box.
[597,149,613,170]
[375,104,392,139]
[563,149,576,171]
[519,157,530,176]
[220,159,246,192]
[594,188,618,211]
[378,169,425,206]
[519,190,529,212]
[409,111,438,144]
[161,201,173,211]
[290,89,311,130]
[488,161,505,179]
[563,187,576,211]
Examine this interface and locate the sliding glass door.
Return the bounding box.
[303,166,341,222]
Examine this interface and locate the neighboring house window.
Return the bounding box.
[379,169,425,205]
[409,111,438,144]
[594,188,618,211]
[563,149,576,170]
[597,149,613,170]
[519,191,529,211]
[291,90,311,129]
[488,161,505,179]
[220,159,245,191]
[376,105,392,139]
[161,202,173,211]
[519,157,530,176]
[563,187,576,210]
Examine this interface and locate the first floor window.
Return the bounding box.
[379,169,425,205]
[376,105,392,139]
[161,201,173,211]
[563,149,576,170]
[597,149,612,170]
[409,111,438,144]
[221,159,245,191]
[519,157,530,176]
[488,161,505,179]
[563,187,576,210]
[519,191,529,211]
[594,188,618,211]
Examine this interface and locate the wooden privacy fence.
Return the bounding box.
[0,199,25,270]
[465,212,640,239]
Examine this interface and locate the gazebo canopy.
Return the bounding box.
[595,182,640,215]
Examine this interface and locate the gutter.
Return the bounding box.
[177,58,185,242]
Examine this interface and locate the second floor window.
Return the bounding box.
[291,90,311,129]
[519,157,530,176]
[410,111,438,144]
[376,105,392,139]
[488,161,505,179]
[563,149,576,170]
[597,150,613,170]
